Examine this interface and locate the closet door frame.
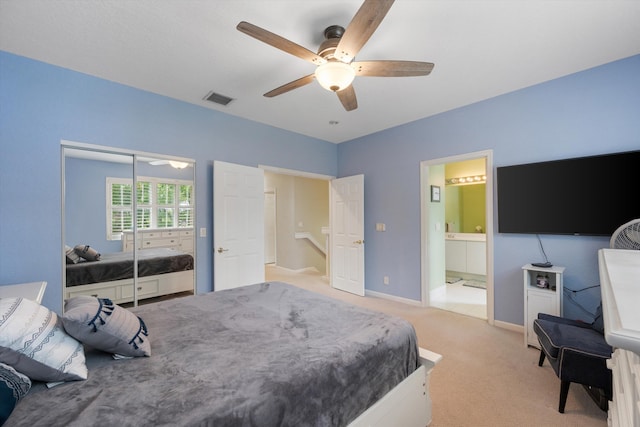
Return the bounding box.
[61,140,196,309]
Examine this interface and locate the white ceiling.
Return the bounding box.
[1,1,639,144]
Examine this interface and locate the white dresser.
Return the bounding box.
[122,228,194,254]
[598,248,640,427]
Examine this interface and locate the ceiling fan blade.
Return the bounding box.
[264,74,316,97]
[352,60,435,77]
[335,0,395,62]
[337,85,358,111]
[237,21,326,66]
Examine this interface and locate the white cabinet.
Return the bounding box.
[523,264,564,348]
[122,228,194,254]
[445,234,486,276]
[466,241,486,275]
[445,240,466,272]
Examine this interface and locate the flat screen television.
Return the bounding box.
[497,150,640,236]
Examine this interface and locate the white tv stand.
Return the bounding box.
[523,264,564,348]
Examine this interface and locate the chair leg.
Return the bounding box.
[559,381,571,413]
[538,350,546,367]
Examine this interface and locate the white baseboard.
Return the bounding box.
[366,289,423,307]
[493,319,524,334]
[267,264,320,274]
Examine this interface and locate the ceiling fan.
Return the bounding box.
[237,0,434,111]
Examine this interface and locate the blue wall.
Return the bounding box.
[0,51,337,312]
[338,55,640,325]
[2,50,639,326]
[65,157,131,254]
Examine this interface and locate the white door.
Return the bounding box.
[330,175,365,296]
[213,161,265,291]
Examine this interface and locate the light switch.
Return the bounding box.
[376,223,386,232]
[199,227,207,237]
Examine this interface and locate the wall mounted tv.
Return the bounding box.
[497,150,640,236]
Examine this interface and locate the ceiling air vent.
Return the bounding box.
[203,91,234,106]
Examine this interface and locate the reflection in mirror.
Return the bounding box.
[131,156,195,306]
[444,183,486,234]
[63,147,195,310]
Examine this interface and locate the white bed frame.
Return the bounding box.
[64,270,194,304]
[349,347,442,427]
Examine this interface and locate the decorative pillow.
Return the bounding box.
[0,297,87,383]
[74,244,101,261]
[0,362,31,424]
[63,296,151,357]
[65,245,80,264]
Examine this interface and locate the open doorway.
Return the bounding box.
[261,166,332,286]
[420,150,494,324]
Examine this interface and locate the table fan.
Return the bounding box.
[610,218,640,250]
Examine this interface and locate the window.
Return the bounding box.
[106,176,194,240]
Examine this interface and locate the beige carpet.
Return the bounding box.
[266,265,607,427]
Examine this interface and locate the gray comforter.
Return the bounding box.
[8,282,419,427]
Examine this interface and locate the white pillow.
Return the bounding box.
[63,296,151,357]
[74,244,101,261]
[0,297,87,382]
[65,245,80,264]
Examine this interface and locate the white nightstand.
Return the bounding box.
[523,265,564,348]
[0,281,47,303]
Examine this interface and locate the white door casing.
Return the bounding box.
[213,161,265,291]
[330,175,365,296]
[264,190,276,264]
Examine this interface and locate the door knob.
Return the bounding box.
[217,247,229,253]
[353,240,364,244]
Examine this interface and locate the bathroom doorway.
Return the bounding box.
[420,150,494,323]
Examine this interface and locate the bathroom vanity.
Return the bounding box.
[445,233,486,276]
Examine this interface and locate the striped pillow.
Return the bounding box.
[0,297,87,382]
[62,296,151,357]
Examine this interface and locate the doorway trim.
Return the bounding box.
[420,149,495,325]
[259,164,335,280]
[258,165,335,181]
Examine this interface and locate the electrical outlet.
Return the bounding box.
[383,276,389,285]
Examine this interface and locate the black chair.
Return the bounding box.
[533,305,612,413]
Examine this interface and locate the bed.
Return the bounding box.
[6,281,440,426]
[64,247,194,303]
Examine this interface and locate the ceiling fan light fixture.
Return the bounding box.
[169,160,189,169]
[314,61,355,92]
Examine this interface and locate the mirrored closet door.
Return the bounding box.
[62,144,195,309]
